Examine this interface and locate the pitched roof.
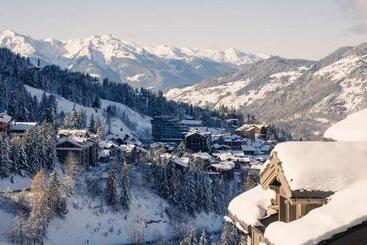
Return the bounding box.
[265,141,367,192]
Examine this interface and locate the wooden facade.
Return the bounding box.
[237,152,364,245]
[184,132,211,153]
[56,138,98,166]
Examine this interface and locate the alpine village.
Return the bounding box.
[1,2,367,244]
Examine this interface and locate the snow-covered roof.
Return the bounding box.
[269,141,367,192]
[324,108,367,141]
[59,129,89,138]
[10,122,37,131]
[236,123,265,132]
[172,157,190,167]
[0,113,12,123]
[228,185,273,227]
[210,161,235,170]
[264,179,367,245]
[179,119,204,126]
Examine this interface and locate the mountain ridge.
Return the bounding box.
[0,30,265,90]
[165,43,367,139]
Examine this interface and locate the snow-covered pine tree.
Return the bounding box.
[47,170,67,217]
[22,126,45,174]
[40,122,57,170]
[120,161,131,210]
[220,222,241,245]
[198,230,207,245]
[180,227,197,245]
[106,167,118,206]
[7,211,27,244]
[0,135,13,177]
[10,139,29,176]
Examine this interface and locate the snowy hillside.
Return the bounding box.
[0,30,263,90]
[166,43,367,139]
[25,85,151,143]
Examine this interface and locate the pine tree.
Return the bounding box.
[106,168,118,206]
[120,161,131,210]
[89,114,96,133]
[47,170,67,217]
[7,211,27,244]
[0,135,13,177]
[220,223,241,245]
[180,227,197,245]
[10,139,29,176]
[198,230,207,245]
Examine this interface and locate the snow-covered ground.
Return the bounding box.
[25,85,151,143]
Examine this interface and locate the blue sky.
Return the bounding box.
[1,0,367,59]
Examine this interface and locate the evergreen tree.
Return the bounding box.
[7,211,27,244]
[10,139,29,176]
[0,135,12,177]
[106,168,118,206]
[120,161,131,210]
[180,227,197,245]
[198,230,207,245]
[47,170,67,217]
[220,223,241,245]
[89,114,97,133]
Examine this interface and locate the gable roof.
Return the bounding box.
[261,141,367,192]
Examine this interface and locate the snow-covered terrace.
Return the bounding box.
[228,185,273,229]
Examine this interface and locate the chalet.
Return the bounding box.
[207,161,235,179]
[151,116,188,142]
[56,137,98,166]
[9,122,37,138]
[184,131,211,153]
[56,129,98,166]
[0,113,13,135]
[236,124,267,139]
[227,141,367,245]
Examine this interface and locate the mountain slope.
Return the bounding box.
[0,30,263,90]
[166,43,367,139]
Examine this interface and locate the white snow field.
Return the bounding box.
[25,85,151,143]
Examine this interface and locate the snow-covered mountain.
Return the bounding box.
[166,43,367,139]
[0,30,263,90]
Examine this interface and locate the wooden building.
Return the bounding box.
[228,141,367,245]
[56,129,99,166]
[9,122,37,138]
[184,131,211,153]
[236,124,267,139]
[56,137,98,166]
